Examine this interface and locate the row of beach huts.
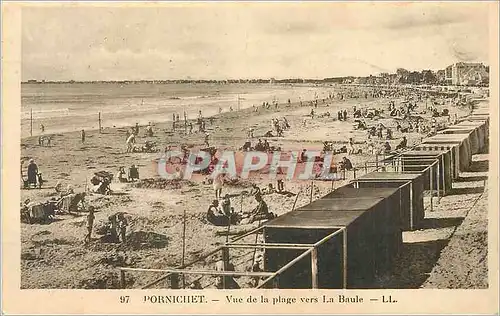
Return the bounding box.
[259,100,490,289]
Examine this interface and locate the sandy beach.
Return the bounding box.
[20,84,485,289]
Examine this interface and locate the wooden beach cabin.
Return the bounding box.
[420,134,472,172]
[438,128,479,155]
[351,172,425,231]
[397,149,453,196]
[262,192,402,289]
[455,120,489,151]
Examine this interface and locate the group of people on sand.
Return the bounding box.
[206,185,276,227]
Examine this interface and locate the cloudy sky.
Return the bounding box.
[22,2,490,81]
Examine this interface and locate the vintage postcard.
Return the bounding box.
[1,1,499,315]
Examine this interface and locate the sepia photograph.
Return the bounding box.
[2,1,499,314]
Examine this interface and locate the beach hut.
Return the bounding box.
[438,128,479,155]
[324,185,407,237]
[262,192,402,289]
[398,149,453,196]
[351,172,425,231]
[455,121,489,150]
[421,134,472,172]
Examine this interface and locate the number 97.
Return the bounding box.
[120,296,130,303]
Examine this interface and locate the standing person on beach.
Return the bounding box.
[204,133,210,147]
[126,133,135,153]
[84,206,95,244]
[81,129,85,143]
[348,138,355,155]
[40,124,45,133]
[27,159,39,187]
[213,174,224,199]
[117,213,128,243]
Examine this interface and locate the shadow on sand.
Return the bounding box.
[372,239,450,289]
[468,160,489,173]
[420,217,464,230]
[448,186,485,195]
[456,175,488,182]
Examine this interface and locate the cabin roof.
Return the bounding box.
[264,209,366,228]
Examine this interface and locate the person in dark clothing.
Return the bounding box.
[396,136,408,150]
[384,141,392,153]
[343,109,348,120]
[300,149,307,163]
[27,159,39,187]
[81,129,86,143]
[340,157,353,171]
[206,200,226,226]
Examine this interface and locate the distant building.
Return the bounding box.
[269,78,276,84]
[436,70,445,83]
[27,79,38,83]
[445,62,489,86]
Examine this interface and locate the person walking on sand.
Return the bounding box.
[81,129,86,143]
[213,173,224,199]
[134,123,139,136]
[348,137,355,155]
[204,133,210,147]
[84,206,95,244]
[126,133,135,153]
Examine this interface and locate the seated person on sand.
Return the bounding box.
[249,183,262,197]
[263,183,275,195]
[128,165,139,182]
[383,141,392,154]
[221,194,234,217]
[339,157,353,171]
[242,140,252,151]
[91,176,112,195]
[243,195,275,224]
[263,140,271,151]
[254,139,265,151]
[116,167,128,183]
[263,130,274,138]
[396,136,408,150]
[206,200,238,226]
[386,128,393,140]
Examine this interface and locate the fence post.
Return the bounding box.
[30,108,33,136]
[120,270,126,289]
[169,273,180,289]
[309,181,314,202]
[311,248,318,289]
[98,112,102,133]
[342,229,348,289]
